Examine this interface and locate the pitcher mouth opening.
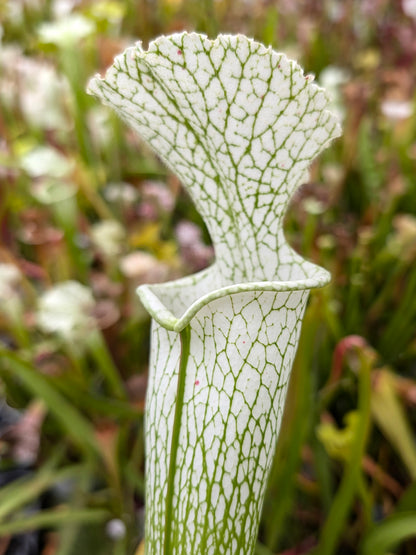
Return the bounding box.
[137,260,330,332]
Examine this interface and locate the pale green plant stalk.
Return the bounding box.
[88,32,341,555]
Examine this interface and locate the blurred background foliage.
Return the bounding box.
[0,0,415,554]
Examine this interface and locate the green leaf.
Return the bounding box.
[370,369,416,480]
[0,507,110,536]
[361,512,416,555]
[315,351,372,555]
[0,349,101,458]
[0,464,88,521]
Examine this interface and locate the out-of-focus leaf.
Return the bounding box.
[0,464,87,521]
[361,511,416,555]
[316,351,372,555]
[371,369,416,480]
[134,540,145,555]
[0,350,101,458]
[0,507,110,536]
[396,481,416,513]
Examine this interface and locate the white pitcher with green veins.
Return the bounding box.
[88,32,341,555]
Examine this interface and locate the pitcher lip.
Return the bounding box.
[136,263,330,332]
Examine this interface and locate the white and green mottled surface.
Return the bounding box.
[88,32,341,555]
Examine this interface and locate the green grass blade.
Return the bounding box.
[0,508,110,536]
[0,349,101,458]
[361,511,416,555]
[0,464,88,521]
[315,350,372,555]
